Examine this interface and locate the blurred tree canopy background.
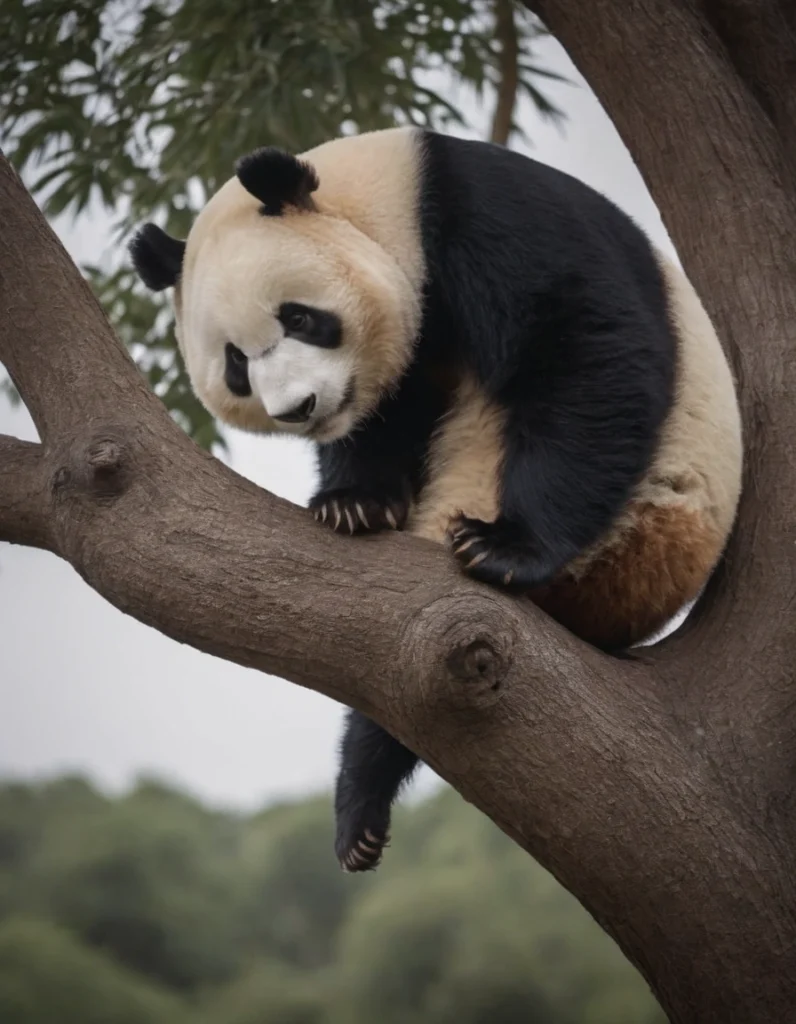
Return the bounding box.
[0,0,567,449]
[0,777,666,1023]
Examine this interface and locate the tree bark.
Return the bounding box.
[2,1,796,1019]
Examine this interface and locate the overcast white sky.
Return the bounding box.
[0,35,678,811]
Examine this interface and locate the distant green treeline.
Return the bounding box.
[0,775,665,1023]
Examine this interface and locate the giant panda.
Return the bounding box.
[129,126,743,873]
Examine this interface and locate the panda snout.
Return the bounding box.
[271,393,317,423]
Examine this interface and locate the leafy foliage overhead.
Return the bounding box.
[0,0,567,448]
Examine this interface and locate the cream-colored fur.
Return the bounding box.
[643,254,743,540]
[173,127,425,441]
[409,376,505,543]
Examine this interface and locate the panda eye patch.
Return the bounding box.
[224,342,252,397]
[227,343,247,365]
[279,302,342,349]
[287,310,311,332]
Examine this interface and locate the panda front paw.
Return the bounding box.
[309,486,409,535]
[447,514,556,591]
[334,801,391,873]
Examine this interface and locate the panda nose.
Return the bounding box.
[271,394,317,423]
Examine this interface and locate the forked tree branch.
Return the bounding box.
[3,0,796,1017]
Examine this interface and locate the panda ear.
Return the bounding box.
[235,148,319,216]
[129,223,186,291]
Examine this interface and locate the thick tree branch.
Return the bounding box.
[0,435,52,550]
[701,0,796,174]
[0,155,160,442]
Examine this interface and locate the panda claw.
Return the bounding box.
[447,514,551,592]
[448,518,469,542]
[335,809,390,873]
[340,841,383,872]
[340,841,383,873]
[353,844,378,865]
[309,487,409,536]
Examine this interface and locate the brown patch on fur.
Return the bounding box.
[530,500,722,651]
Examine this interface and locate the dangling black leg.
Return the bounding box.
[334,710,420,872]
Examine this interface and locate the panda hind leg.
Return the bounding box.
[334,710,420,872]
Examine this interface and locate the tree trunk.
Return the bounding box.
[518,0,796,1019]
[2,1,796,1021]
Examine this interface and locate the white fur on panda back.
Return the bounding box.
[567,252,743,579]
[639,254,742,537]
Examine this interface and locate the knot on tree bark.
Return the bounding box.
[402,592,521,713]
[52,428,134,504]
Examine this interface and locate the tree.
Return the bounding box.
[200,962,324,1024]
[1,1,794,1021]
[26,780,244,991]
[0,777,663,1020]
[0,917,190,1024]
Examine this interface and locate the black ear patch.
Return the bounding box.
[235,148,319,216]
[129,223,186,291]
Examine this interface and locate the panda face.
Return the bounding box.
[219,303,356,440]
[181,249,359,444]
[166,175,417,444]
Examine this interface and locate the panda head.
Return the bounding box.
[129,146,417,443]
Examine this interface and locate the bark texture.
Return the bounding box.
[2,1,796,1020]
